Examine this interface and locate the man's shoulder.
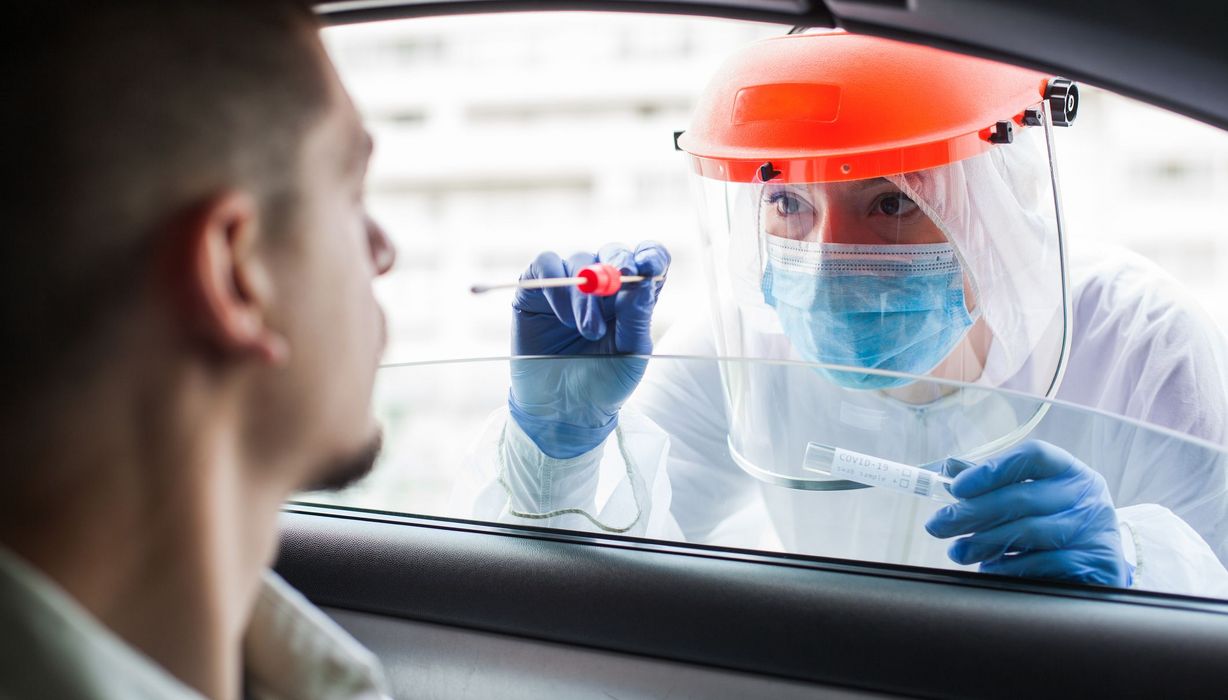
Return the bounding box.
[0,547,196,700]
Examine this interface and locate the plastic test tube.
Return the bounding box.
[802,442,957,504]
[470,263,665,297]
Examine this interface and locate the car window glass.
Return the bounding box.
[300,13,1228,601]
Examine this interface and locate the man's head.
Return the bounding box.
[3,1,394,494]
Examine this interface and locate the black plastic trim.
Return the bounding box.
[282,502,1228,613]
[316,0,832,27]
[314,0,1228,131]
[277,508,1228,699]
[829,0,1228,131]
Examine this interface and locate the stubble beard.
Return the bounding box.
[302,431,383,493]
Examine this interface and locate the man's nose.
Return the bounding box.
[367,215,396,276]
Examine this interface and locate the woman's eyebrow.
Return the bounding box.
[849,177,893,192]
[763,182,809,195]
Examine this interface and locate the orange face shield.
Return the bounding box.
[677,31,1074,185]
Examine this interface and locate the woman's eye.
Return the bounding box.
[770,193,805,216]
[874,193,917,217]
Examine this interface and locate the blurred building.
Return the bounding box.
[1053,89,1228,331]
[325,13,782,365]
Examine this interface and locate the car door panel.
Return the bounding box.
[279,508,1228,698]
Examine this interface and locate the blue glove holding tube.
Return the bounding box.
[925,439,1131,587]
[509,242,670,459]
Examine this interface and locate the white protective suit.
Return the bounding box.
[647,242,1228,589]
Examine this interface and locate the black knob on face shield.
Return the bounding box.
[1045,78,1079,126]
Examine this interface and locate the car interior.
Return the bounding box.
[282,1,1228,697]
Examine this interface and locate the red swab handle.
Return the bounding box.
[577,263,622,296]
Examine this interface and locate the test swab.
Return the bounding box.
[802,442,957,504]
[470,262,666,297]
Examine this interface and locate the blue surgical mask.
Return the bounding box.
[760,239,976,390]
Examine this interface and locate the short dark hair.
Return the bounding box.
[1,0,328,400]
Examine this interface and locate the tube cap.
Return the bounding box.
[577,263,622,296]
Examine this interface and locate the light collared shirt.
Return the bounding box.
[0,547,390,700]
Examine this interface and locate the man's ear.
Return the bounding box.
[174,191,289,365]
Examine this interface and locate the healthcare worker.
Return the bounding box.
[465,31,1228,596]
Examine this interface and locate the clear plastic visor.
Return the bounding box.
[689,122,1069,489]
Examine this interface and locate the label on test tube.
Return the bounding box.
[802,443,956,504]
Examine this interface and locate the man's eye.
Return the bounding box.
[874,193,918,217]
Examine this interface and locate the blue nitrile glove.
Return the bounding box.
[925,439,1131,587]
[509,242,670,459]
